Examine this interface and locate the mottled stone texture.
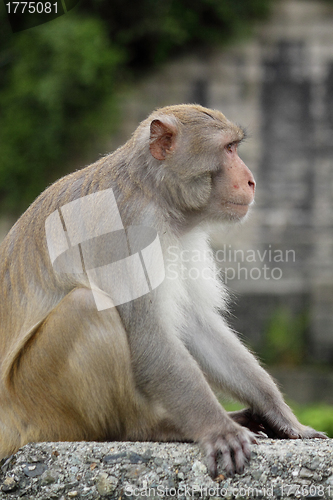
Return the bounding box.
[1,440,333,499]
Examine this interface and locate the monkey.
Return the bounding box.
[0,104,325,478]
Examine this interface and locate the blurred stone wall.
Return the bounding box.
[109,0,333,364]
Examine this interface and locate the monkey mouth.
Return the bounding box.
[223,201,252,219]
[229,202,248,206]
[226,201,250,208]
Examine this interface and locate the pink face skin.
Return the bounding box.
[210,140,255,222]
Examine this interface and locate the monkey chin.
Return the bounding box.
[222,202,251,222]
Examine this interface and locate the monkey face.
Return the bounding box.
[208,139,256,222]
[147,105,255,224]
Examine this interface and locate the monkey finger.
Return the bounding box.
[312,431,328,439]
[202,441,218,478]
[300,427,327,439]
[228,438,245,475]
[241,433,255,460]
[286,430,300,439]
[216,437,236,476]
[218,431,253,477]
[269,425,302,439]
[249,432,258,445]
[255,430,270,438]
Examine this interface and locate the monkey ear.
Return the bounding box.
[149,119,177,161]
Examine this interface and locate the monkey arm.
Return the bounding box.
[181,311,326,440]
[117,300,256,476]
[120,305,232,434]
[183,311,283,406]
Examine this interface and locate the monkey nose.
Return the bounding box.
[248,178,255,193]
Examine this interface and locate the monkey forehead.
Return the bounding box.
[149,104,230,127]
[137,104,244,141]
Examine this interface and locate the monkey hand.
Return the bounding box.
[201,421,257,478]
[229,408,327,440]
[264,419,327,440]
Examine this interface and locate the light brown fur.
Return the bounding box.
[0,105,325,476]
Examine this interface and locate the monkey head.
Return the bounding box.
[139,104,255,223]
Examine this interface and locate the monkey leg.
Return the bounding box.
[0,288,183,458]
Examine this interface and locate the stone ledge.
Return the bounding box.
[0,439,332,499]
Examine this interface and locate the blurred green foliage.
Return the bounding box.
[295,404,333,438]
[80,0,273,71]
[0,0,273,213]
[0,13,123,212]
[260,307,308,366]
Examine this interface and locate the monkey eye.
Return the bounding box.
[225,143,236,153]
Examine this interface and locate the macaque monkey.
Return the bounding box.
[0,104,325,477]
